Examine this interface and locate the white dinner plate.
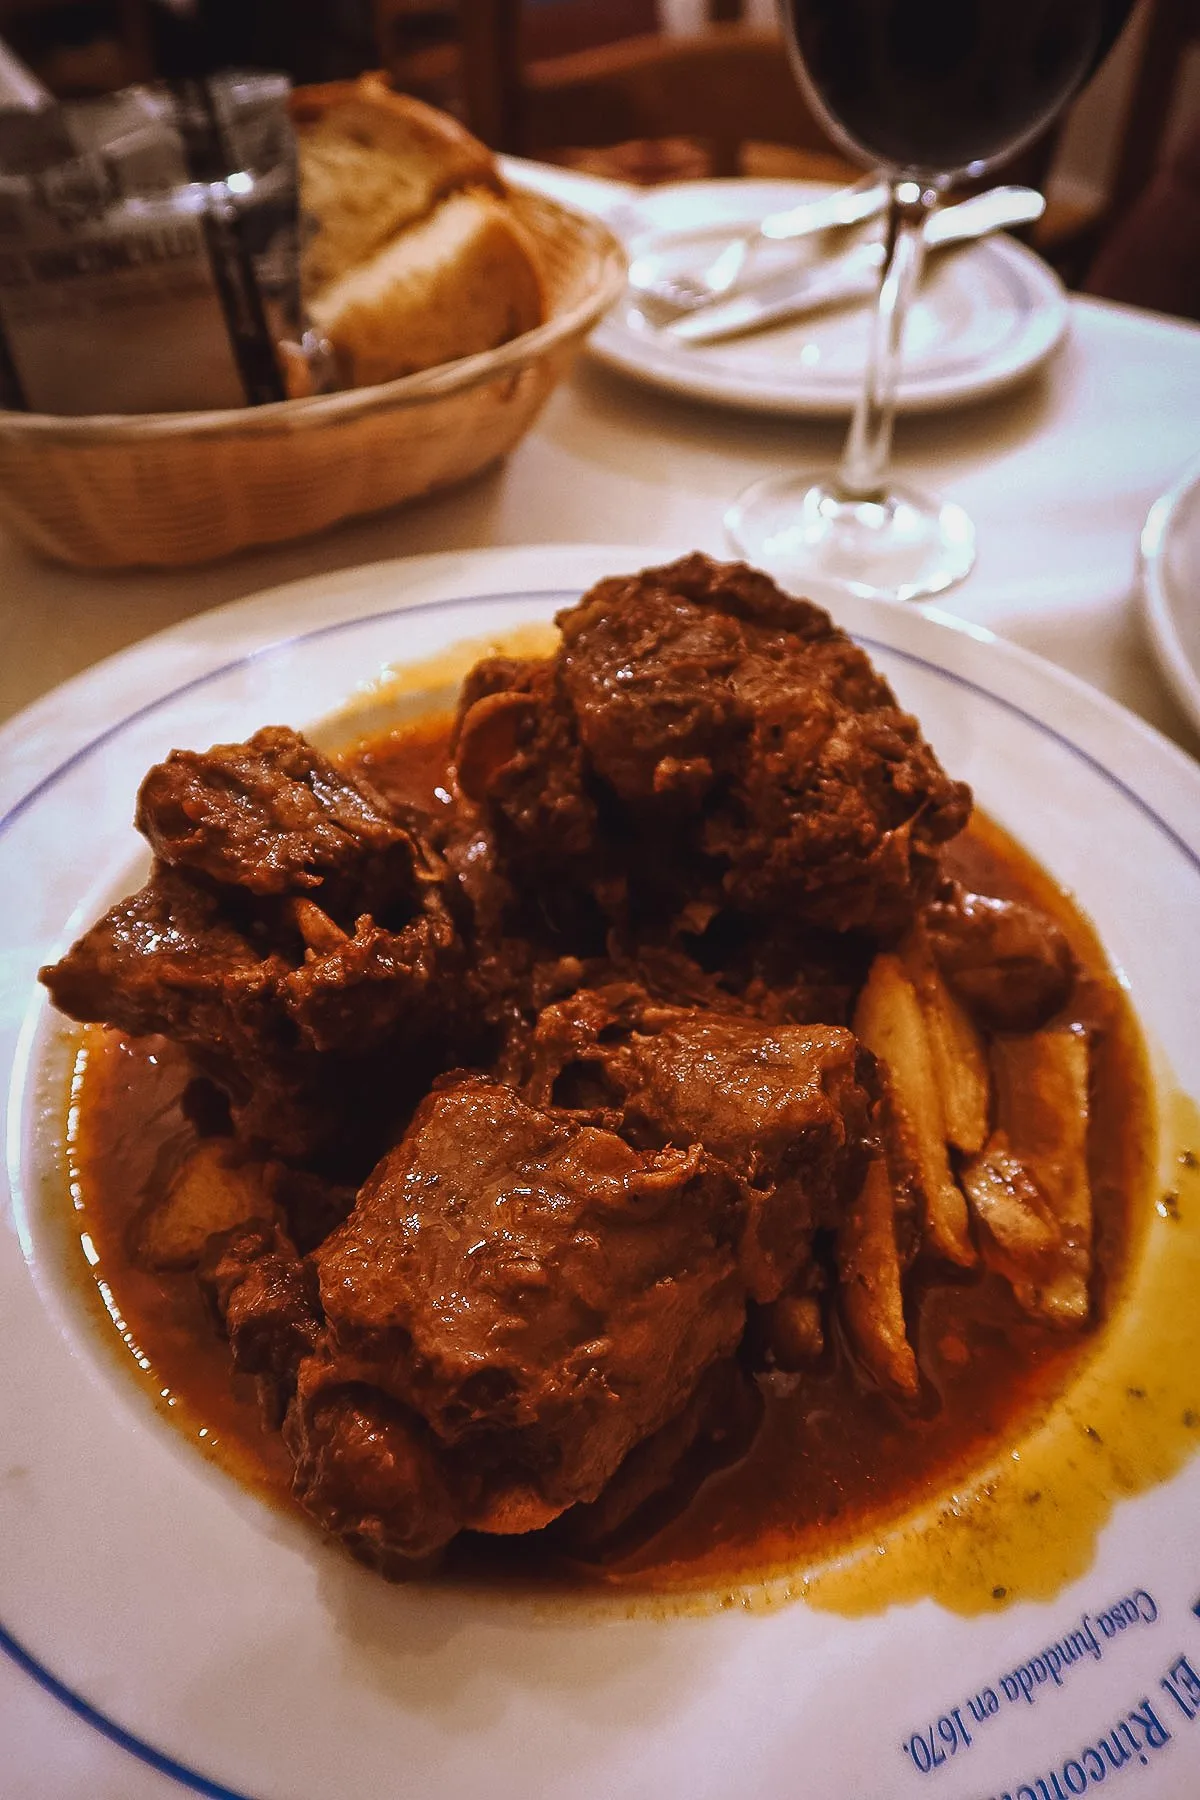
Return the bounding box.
[588,180,1070,416]
[2,544,1200,1800]
[1140,455,1200,740]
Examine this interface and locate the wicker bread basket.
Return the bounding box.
[0,184,626,569]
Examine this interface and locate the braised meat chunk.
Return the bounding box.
[526,987,875,1303]
[453,657,600,881]
[286,1360,463,1571]
[614,1013,874,1302]
[289,1078,745,1569]
[453,554,970,940]
[924,880,1075,1031]
[136,726,416,911]
[41,863,286,1057]
[200,1218,323,1422]
[41,727,462,1159]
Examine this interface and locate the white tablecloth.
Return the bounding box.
[3,289,1199,747]
[2,164,1200,1798]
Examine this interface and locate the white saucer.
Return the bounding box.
[1140,455,1200,740]
[589,180,1070,416]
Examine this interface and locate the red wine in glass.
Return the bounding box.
[787,0,1137,176]
[726,0,1137,602]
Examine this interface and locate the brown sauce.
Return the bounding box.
[63,715,1159,1602]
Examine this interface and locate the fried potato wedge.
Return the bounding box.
[903,928,990,1155]
[838,1155,919,1398]
[133,1140,279,1271]
[854,954,975,1267]
[990,1027,1092,1323]
[961,1129,1069,1321]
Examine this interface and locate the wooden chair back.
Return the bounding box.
[0,0,155,92]
[375,1,850,179]
[514,24,843,176]
[378,0,1197,206]
[1105,0,1198,218]
[1036,0,1200,287]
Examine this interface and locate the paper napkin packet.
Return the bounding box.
[0,74,307,414]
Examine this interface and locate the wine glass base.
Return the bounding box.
[725,474,976,604]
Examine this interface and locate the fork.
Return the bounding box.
[626,175,890,317]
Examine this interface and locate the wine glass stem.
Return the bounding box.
[836,179,940,503]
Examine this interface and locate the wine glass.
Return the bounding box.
[726,0,1136,602]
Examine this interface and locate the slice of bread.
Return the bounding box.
[308,187,545,387]
[299,85,501,293]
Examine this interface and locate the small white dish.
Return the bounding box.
[589,180,1070,416]
[1140,455,1200,740]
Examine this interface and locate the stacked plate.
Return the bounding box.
[589,178,1070,417]
[1140,456,1200,740]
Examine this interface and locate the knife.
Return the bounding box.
[626,175,891,314]
[667,186,1046,346]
